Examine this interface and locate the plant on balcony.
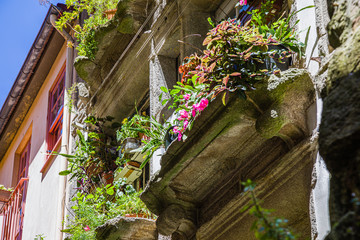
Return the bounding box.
[63,178,152,240]
[159,1,312,142]
[56,0,118,59]
[58,116,120,186]
[247,0,313,58]
[116,113,169,169]
[0,184,13,202]
[0,184,13,192]
[116,114,150,144]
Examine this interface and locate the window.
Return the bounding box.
[17,140,30,182]
[47,65,65,152]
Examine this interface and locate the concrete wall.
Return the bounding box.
[0,43,68,240]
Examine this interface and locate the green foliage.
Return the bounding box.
[56,0,118,59]
[56,116,120,185]
[116,114,149,143]
[249,0,314,57]
[156,2,313,142]
[136,116,169,169]
[116,113,169,169]
[0,184,13,192]
[242,180,296,240]
[34,234,46,240]
[63,179,152,240]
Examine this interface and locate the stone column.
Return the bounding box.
[149,40,177,176]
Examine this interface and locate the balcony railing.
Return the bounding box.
[0,178,29,240]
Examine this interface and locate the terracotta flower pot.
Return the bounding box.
[101,171,114,185]
[126,161,141,168]
[125,213,148,218]
[103,9,117,20]
[86,163,103,177]
[0,189,12,202]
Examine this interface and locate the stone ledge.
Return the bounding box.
[95,216,157,240]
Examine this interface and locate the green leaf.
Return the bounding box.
[162,99,170,105]
[59,170,71,176]
[86,194,94,199]
[52,152,76,158]
[106,188,115,195]
[222,91,227,106]
[160,86,168,93]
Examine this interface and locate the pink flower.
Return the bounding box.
[192,108,197,117]
[193,98,209,112]
[179,109,189,119]
[177,132,183,141]
[84,226,90,231]
[183,94,190,101]
[173,126,180,133]
[183,120,189,129]
[238,0,247,5]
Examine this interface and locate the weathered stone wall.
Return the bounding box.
[317,0,360,239]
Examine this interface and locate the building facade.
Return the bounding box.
[0,5,76,240]
[1,0,359,239]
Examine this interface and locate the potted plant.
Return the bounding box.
[156,1,313,143]
[58,116,120,187]
[103,9,117,20]
[246,0,313,59]
[63,179,152,239]
[113,189,152,218]
[117,115,148,156]
[0,184,13,202]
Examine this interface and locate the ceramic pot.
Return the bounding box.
[164,126,178,150]
[123,138,141,154]
[101,171,114,185]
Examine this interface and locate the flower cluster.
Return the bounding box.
[172,93,209,141]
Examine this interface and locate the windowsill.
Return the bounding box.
[41,136,62,174]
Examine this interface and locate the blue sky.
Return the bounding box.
[0,0,63,110]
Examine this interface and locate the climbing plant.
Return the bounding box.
[56,0,118,59]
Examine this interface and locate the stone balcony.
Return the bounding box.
[141,69,317,240]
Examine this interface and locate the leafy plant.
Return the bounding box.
[63,179,152,240]
[116,113,169,169]
[56,0,118,59]
[157,1,313,142]
[34,234,46,240]
[159,20,291,141]
[0,184,13,192]
[241,179,296,240]
[135,116,170,169]
[116,114,150,144]
[248,0,314,57]
[58,116,120,186]
[160,76,210,142]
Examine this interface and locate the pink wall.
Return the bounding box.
[0,43,68,239]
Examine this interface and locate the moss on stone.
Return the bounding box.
[327,27,360,93]
[117,16,135,34]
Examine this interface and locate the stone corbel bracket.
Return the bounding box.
[255,68,315,147]
[141,69,315,239]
